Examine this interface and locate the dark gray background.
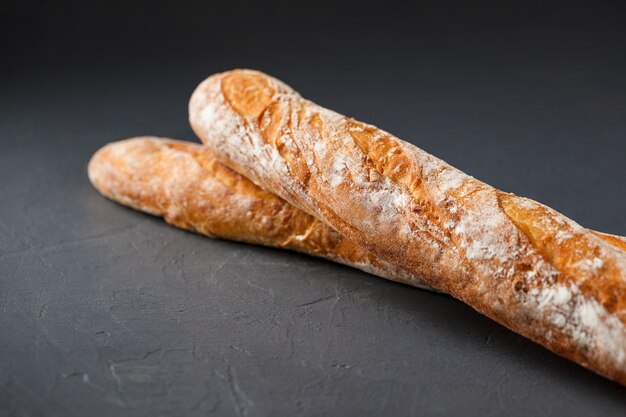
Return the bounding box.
[2,1,626,416]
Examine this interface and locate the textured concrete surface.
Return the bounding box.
[2,45,626,417]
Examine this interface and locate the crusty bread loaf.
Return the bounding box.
[87,137,431,289]
[189,69,626,384]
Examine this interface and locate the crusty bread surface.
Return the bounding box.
[189,69,626,385]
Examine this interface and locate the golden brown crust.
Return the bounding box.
[593,231,626,252]
[87,137,431,289]
[189,69,626,385]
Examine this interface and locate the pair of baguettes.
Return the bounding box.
[89,69,626,385]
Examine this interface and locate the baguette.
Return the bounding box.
[189,69,626,384]
[87,137,431,289]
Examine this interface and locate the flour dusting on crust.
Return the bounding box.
[189,70,626,384]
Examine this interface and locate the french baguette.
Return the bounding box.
[189,69,626,384]
[87,137,431,289]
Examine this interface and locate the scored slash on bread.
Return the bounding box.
[189,69,626,385]
[88,137,432,290]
